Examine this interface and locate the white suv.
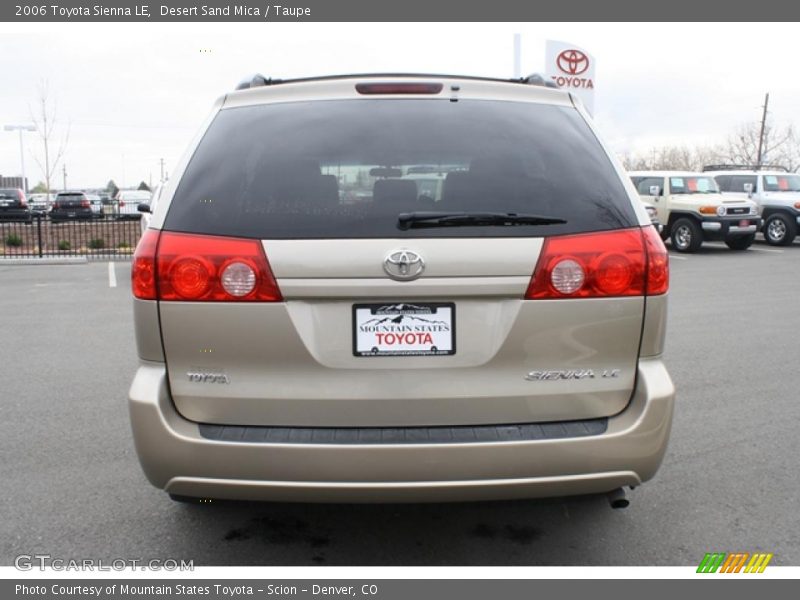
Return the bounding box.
[630,171,760,252]
[704,166,800,246]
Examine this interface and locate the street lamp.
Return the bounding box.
[3,123,36,194]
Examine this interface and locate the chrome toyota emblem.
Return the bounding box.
[383,250,425,281]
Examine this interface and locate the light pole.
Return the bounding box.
[3,124,36,193]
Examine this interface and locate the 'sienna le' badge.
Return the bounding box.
[525,369,621,381]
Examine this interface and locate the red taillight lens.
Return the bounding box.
[642,225,669,295]
[132,229,159,300]
[525,228,668,299]
[154,232,282,302]
[18,190,27,207]
[80,199,90,208]
[119,201,125,207]
[356,82,443,95]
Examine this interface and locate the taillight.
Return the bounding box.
[132,230,159,300]
[131,231,282,302]
[119,201,125,207]
[525,227,668,299]
[642,225,669,295]
[17,190,27,207]
[81,199,90,208]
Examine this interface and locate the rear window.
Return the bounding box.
[165,99,636,239]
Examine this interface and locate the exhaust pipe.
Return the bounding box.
[607,487,629,509]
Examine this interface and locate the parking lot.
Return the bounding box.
[1,241,798,567]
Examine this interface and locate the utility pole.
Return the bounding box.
[62,164,67,191]
[159,158,165,183]
[756,92,769,167]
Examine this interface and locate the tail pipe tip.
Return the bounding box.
[607,487,630,509]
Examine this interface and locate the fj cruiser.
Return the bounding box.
[703,165,800,246]
[629,171,760,252]
[129,73,674,506]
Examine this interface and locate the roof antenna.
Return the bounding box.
[235,73,272,90]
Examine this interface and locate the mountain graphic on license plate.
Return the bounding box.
[353,302,455,357]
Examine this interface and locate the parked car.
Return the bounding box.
[703,165,800,246]
[26,193,52,215]
[116,190,152,219]
[0,188,32,223]
[130,73,674,507]
[629,171,761,252]
[643,202,663,234]
[50,191,94,222]
[138,183,162,234]
[86,194,104,219]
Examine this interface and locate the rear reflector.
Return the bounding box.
[525,227,668,299]
[131,231,282,302]
[356,82,443,95]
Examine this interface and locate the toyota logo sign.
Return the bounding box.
[556,49,589,76]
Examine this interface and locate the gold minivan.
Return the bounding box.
[129,74,674,506]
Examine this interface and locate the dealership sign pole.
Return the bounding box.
[545,40,596,115]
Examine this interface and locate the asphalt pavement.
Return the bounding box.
[0,242,798,566]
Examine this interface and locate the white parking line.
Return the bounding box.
[750,247,784,254]
[668,254,689,260]
[108,262,117,288]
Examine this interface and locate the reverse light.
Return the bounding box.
[550,259,585,295]
[131,231,282,302]
[525,227,668,299]
[220,261,257,297]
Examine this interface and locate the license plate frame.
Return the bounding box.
[352,302,456,357]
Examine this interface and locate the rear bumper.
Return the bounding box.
[128,358,675,502]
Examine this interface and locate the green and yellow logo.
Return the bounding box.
[697,552,773,573]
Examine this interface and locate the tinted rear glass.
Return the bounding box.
[165,99,636,239]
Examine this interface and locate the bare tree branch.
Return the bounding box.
[29,79,70,193]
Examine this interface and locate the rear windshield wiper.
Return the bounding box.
[397,211,567,230]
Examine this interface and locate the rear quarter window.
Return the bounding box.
[164,98,637,239]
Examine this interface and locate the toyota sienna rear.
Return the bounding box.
[128,74,675,505]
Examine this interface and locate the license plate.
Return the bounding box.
[67,212,76,217]
[739,220,749,227]
[353,302,455,357]
[0,202,9,207]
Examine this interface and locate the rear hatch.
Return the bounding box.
[54,193,90,212]
[148,92,660,427]
[0,189,25,210]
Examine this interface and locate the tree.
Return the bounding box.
[621,144,723,172]
[30,80,70,194]
[30,181,48,193]
[722,121,800,171]
[106,179,119,197]
[137,181,151,192]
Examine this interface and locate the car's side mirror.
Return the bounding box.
[137,203,151,213]
[743,183,754,196]
[649,185,661,197]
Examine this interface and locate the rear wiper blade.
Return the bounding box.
[397,211,567,230]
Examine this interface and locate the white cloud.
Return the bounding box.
[0,22,797,188]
